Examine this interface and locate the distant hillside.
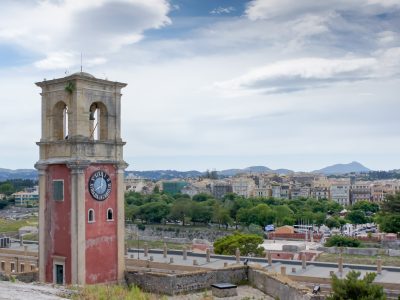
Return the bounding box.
[313,161,370,175]
[126,170,203,180]
[218,166,271,176]
[0,168,38,181]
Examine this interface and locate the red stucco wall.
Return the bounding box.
[85,164,118,284]
[45,164,72,284]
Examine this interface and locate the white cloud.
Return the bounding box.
[0,0,171,69]
[210,6,235,15]
[245,0,400,21]
[214,56,379,95]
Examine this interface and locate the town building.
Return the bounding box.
[12,187,39,206]
[330,181,351,206]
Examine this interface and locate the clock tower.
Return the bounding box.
[35,72,128,285]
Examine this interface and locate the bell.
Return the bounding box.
[89,111,95,120]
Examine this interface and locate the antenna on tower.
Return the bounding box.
[80,52,83,73]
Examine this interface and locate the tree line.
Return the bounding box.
[125,191,346,229]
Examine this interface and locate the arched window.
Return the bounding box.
[88,209,95,223]
[107,208,113,221]
[89,102,108,141]
[53,101,69,140]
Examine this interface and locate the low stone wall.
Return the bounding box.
[16,271,38,283]
[268,233,323,242]
[125,266,247,295]
[125,266,324,299]
[248,268,324,300]
[317,246,400,256]
[128,224,232,243]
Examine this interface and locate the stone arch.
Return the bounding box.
[53,101,69,140]
[89,102,108,141]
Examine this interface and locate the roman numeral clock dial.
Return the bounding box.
[89,170,112,201]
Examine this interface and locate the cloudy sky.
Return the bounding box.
[0,0,400,172]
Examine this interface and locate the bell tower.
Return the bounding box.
[35,72,128,285]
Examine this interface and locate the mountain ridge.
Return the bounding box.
[0,161,372,181]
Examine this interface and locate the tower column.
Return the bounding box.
[117,163,128,282]
[68,161,89,285]
[36,164,47,282]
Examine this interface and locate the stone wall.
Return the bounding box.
[125,266,247,295]
[125,266,324,299]
[317,246,400,256]
[128,225,232,243]
[248,268,324,300]
[16,271,38,283]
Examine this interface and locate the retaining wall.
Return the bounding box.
[318,246,400,257]
[248,267,324,300]
[125,266,247,295]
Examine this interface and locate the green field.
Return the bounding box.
[125,239,190,250]
[316,252,400,267]
[0,217,38,233]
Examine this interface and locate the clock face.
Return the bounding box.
[88,170,112,201]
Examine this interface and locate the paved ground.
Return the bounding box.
[0,281,69,300]
[262,239,321,251]
[167,285,274,300]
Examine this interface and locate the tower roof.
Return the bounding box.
[70,71,95,78]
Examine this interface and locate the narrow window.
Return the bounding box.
[88,209,95,223]
[107,208,113,221]
[63,105,69,139]
[30,264,35,271]
[10,262,15,272]
[89,104,99,141]
[53,180,64,201]
[20,263,24,273]
[0,261,4,271]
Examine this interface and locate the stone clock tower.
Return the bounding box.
[35,72,128,285]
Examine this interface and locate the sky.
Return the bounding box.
[0,0,400,172]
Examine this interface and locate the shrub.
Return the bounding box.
[325,235,361,248]
[213,232,264,256]
[327,270,385,300]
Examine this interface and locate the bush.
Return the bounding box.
[325,235,361,248]
[137,224,146,231]
[213,232,264,256]
[327,270,385,300]
[73,284,157,300]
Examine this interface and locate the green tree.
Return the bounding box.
[325,235,361,247]
[352,201,379,214]
[347,210,368,225]
[125,205,140,222]
[0,182,15,196]
[138,202,170,223]
[376,193,400,233]
[193,193,212,202]
[325,217,341,229]
[169,199,192,226]
[213,232,264,256]
[327,270,385,300]
[274,205,294,226]
[212,205,233,229]
[190,202,213,224]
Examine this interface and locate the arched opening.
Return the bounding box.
[88,209,95,223]
[107,208,113,221]
[53,101,69,140]
[89,102,108,141]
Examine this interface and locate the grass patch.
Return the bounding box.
[72,285,162,300]
[125,239,190,250]
[0,217,38,233]
[316,253,400,267]
[23,233,38,241]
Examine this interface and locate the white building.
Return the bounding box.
[330,182,350,206]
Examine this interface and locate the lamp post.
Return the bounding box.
[137,227,140,260]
